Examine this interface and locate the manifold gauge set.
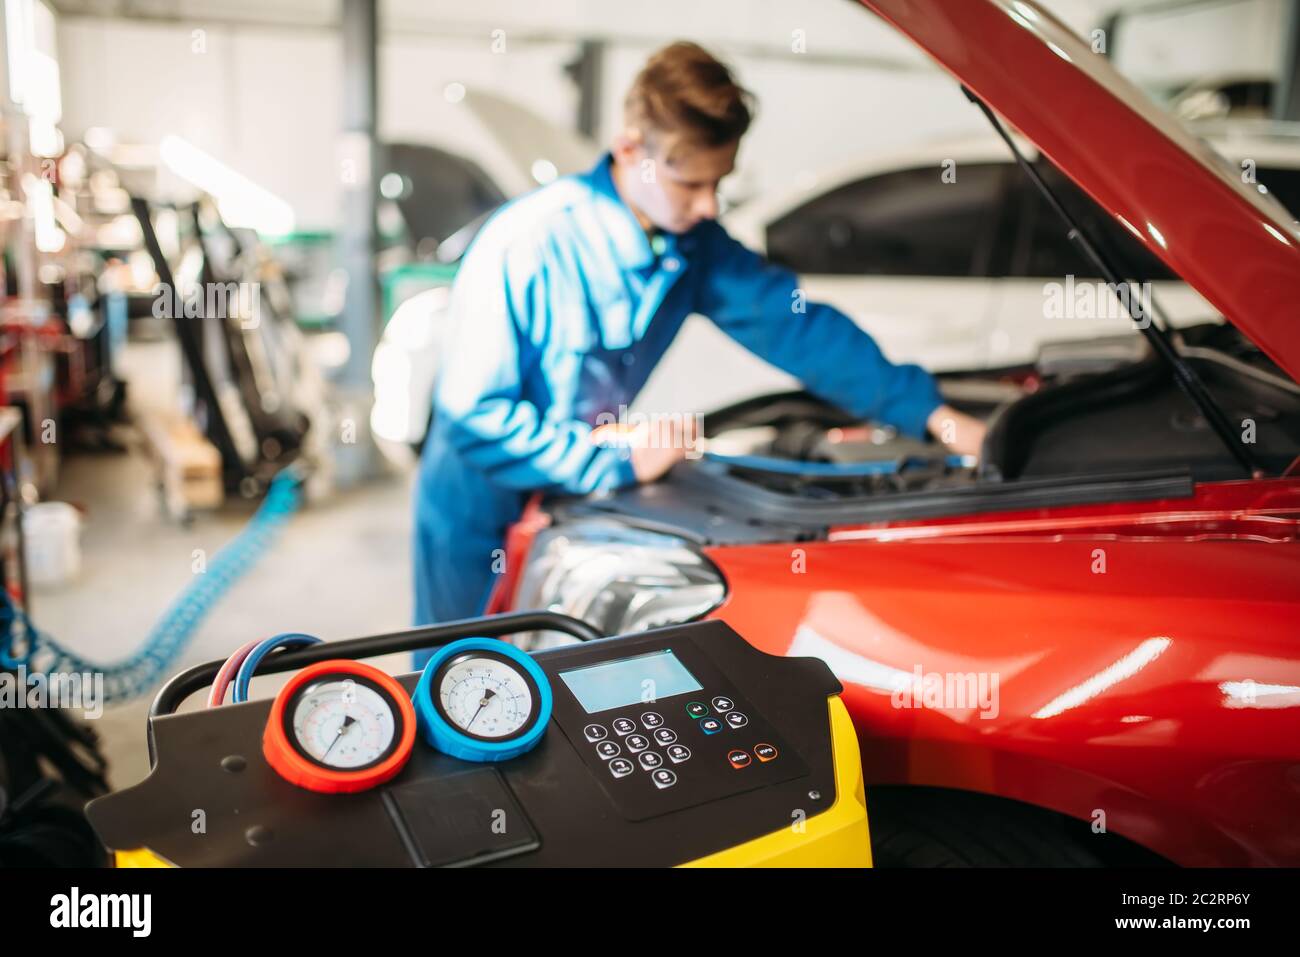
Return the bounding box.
[263,639,552,793]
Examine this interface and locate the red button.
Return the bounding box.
[727,749,752,769]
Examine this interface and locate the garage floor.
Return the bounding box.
[39,343,419,791]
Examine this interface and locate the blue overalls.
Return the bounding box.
[412,153,942,665]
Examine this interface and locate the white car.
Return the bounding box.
[634,129,1300,414]
[373,96,1300,444]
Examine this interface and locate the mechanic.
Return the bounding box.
[412,41,986,661]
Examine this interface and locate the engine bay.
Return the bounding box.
[698,323,1300,502]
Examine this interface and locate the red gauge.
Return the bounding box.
[263,660,415,794]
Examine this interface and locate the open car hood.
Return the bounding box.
[856,0,1300,382]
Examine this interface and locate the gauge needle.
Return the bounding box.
[322,714,357,759]
[465,689,496,731]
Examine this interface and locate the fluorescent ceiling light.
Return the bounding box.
[159,135,295,236]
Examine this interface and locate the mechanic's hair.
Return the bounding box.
[624,42,754,155]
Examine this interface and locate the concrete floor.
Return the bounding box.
[39,345,420,791]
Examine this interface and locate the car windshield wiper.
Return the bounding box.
[964,87,1263,478]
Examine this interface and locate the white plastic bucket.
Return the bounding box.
[23,502,83,586]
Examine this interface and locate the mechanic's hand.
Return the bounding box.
[926,404,987,459]
[629,441,688,483]
[592,417,698,483]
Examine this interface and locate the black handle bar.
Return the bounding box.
[149,611,603,720]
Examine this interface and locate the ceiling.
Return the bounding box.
[42,0,1215,35]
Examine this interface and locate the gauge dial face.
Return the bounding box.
[290,677,397,769]
[436,654,536,740]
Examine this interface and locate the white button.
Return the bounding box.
[652,769,678,789]
[663,257,680,272]
[612,718,636,736]
[596,741,621,760]
[639,751,663,770]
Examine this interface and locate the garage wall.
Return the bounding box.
[55,0,1290,231]
[52,0,1069,230]
[1113,0,1288,86]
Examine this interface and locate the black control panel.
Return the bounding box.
[543,631,806,821]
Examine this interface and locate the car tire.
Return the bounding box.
[867,787,1140,868]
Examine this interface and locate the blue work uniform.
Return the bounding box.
[412,153,942,662]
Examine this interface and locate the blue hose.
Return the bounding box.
[232,632,322,703]
[0,465,306,706]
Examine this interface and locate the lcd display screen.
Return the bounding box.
[559,650,703,714]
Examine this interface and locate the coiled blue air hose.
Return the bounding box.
[0,465,306,706]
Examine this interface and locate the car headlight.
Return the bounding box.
[512,520,726,643]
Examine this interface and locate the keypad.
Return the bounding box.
[581,711,689,789]
[580,690,781,796]
[549,634,808,823]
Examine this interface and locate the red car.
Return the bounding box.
[494,0,1300,866]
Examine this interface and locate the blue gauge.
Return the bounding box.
[414,638,552,762]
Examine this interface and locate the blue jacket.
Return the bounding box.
[412,153,942,633]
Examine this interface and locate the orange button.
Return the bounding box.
[727,749,752,769]
[754,743,778,762]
